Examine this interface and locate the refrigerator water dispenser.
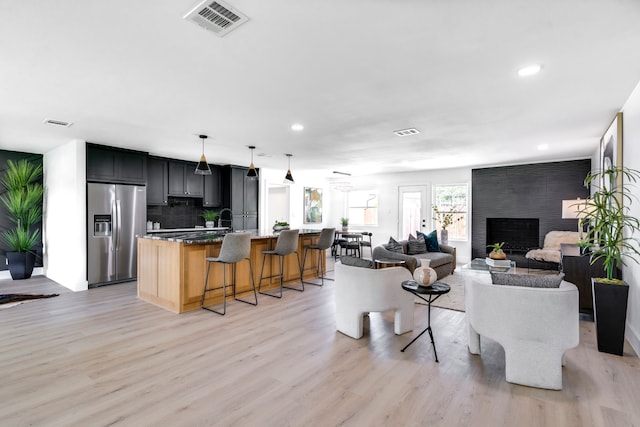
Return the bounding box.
[93,214,112,237]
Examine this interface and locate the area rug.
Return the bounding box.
[414,276,465,312]
[0,293,59,309]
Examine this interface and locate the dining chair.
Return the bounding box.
[359,232,373,259]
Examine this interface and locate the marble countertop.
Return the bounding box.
[140,229,321,244]
[146,227,230,233]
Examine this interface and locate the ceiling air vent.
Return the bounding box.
[43,118,73,128]
[183,0,249,37]
[393,128,420,137]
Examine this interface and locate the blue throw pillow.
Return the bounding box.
[418,230,440,252]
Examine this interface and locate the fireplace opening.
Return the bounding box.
[486,218,539,254]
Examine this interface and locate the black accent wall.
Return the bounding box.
[0,150,44,271]
[472,159,591,267]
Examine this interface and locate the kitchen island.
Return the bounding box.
[137,230,323,313]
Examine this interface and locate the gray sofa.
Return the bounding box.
[372,240,456,279]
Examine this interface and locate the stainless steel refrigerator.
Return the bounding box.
[87,183,147,287]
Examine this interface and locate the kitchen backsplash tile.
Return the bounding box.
[147,198,217,229]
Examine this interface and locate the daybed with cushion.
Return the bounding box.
[372,231,456,279]
[465,272,579,390]
[335,259,415,339]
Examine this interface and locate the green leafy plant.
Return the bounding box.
[340,217,349,227]
[274,220,289,227]
[578,166,640,282]
[487,242,505,253]
[432,206,463,230]
[0,159,44,252]
[201,210,219,222]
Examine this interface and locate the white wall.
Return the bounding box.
[622,79,640,355]
[327,167,473,265]
[258,167,331,234]
[43,139,88,291]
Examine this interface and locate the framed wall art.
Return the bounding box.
[304,187,322,224]
[600,112,623,191]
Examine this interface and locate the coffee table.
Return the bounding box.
[463,257,516,273]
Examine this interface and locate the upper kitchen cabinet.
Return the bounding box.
[87,143,147,185]
[224,166,258,230]
[147,157,168,205]
[203,165,222,207]
[168,161,204,198]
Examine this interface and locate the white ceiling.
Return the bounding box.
[2,0,640,177]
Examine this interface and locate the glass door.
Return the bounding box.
[398,185,429,238]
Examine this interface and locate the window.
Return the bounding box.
[347,190,378,226]
[432,183,468,240]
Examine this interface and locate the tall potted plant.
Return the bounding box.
[579,166,640,355]
[0,159,44,280]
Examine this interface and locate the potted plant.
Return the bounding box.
[340,217,349,232]
[273,220,290,232]
[432,206,463,245]
[201,210,219,228]
[487,242,506,260]
[0,159,44,280]
[578,166,640,355]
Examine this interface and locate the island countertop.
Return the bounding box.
[140,229,322,244]
[137,229,324,313]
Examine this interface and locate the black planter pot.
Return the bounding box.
[6,251,36,280]
[592,278,629,356]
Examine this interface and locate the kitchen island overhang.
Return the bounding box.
[137,230,323,313]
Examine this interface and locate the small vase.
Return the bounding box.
[440,229,448,245]
[342,226,348,232]
[489,251,506,260]
[205,221,215,228]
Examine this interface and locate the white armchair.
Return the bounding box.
[465,277,579,389]
[335,262,415,339]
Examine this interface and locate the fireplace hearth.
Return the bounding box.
[486,218,539,254]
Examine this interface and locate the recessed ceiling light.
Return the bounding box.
[537,144,549,151]
[518,64,542,77]
[291,123,304,131]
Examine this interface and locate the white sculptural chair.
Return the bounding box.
[465,278,579,389]
[335,262,415,339]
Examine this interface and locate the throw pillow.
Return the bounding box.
[418,230,440,252]
[407,233,427,255]
[340,255,374,269]
[387,237,404,254]
[490,272,565,288]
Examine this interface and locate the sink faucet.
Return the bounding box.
[218,208,233,228]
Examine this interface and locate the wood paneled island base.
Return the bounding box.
[137,231,321,313]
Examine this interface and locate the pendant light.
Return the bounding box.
[246,145,258,180]
[194,134,212,175]
[283,153,295,184]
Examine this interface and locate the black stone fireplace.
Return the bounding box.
[486,218,539,255]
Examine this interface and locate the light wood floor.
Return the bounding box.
[1,264,639,427]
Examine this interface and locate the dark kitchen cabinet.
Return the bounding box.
[225,166,258,231]
[147,157,168,205]
[168,161,204,197]
[87,143,147,185]
[203,165,222,207]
